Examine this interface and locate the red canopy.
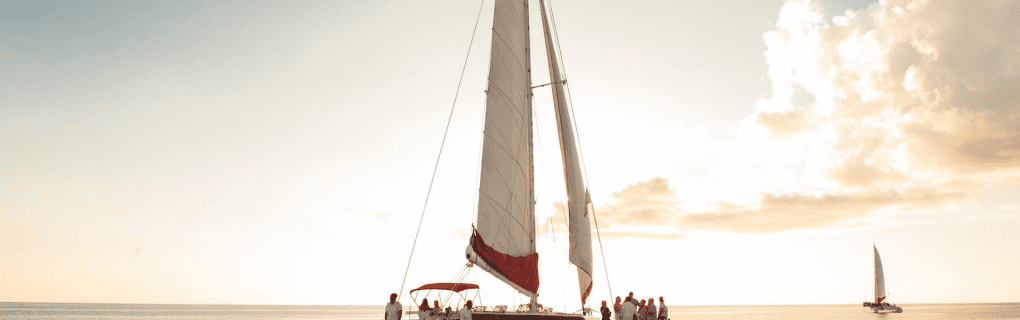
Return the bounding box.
[409,283,479,294]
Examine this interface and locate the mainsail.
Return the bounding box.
[538,0,594,306]
[466,0,539,296]
[874,245,886,303]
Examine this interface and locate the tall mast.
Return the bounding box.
[525,0,538,312]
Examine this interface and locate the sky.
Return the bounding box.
[2,0,1019,308]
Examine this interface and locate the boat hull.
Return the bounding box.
[873,309,903,313]
[415,312,597,320]
[873,307,903,314]
[863,302,903,313]
[474,313,598,320]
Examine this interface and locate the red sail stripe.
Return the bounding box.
[470,229,540,293]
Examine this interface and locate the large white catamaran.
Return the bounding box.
[862,245,903,313]
[402,0,603,319]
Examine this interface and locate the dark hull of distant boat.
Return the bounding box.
[863,302,903,313]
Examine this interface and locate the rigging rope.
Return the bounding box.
[547,0,614,302]
[398,0,487,302]
[471,92,486,227]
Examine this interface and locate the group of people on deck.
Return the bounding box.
[387,291,667,320]
[600,292,669,320]
[384,293,473,320]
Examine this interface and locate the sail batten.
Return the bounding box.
[468,0,538,297]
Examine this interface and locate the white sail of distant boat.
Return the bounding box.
[407,1,602,319]
[874,245,886,303]
[863,245,903,313]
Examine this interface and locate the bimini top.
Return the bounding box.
[409,283,479,294]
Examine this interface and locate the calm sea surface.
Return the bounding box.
[1,303,1017,320]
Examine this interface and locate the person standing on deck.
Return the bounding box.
[638,300,647,320]
[646,297,657,320]
[459,300,473,320]
[657,297,668,320]
[621,295,637,320]
[614,297,623,320]
[601,301,612,320]
[385,293,403,320]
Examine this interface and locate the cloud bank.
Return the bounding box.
[599,0,1020,235]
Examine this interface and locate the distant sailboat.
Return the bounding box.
[404,0,601,319]
[863,245,903,313]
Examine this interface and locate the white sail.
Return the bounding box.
[874,245,886,303]
[538,0,594,306]
[466,0,539,297]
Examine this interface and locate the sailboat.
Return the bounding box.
[862,245,903,313]
[405,0,600,319]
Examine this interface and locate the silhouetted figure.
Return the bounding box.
[658,297,668,320]
[601,301,612,320]
[386,293,403,320]
[417,298,431,320]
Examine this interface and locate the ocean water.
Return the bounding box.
[1,303,1017,319]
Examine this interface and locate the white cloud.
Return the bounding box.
[603,0,1020,234]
